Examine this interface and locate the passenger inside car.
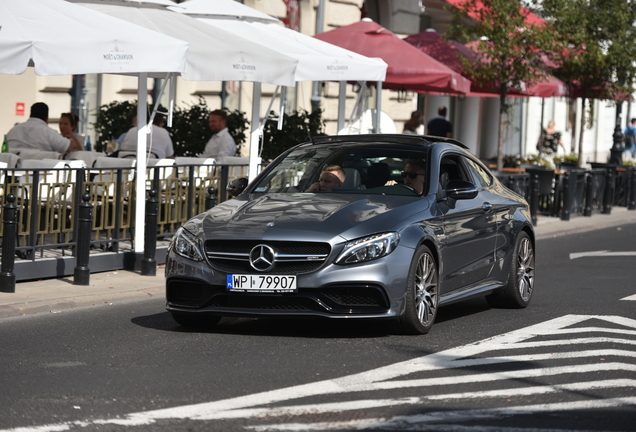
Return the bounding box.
[306,165,347,192]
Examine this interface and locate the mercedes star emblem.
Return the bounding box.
[249,244,276,272]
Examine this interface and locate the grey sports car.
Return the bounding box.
[165,134,535,334]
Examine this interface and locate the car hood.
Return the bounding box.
[198,193,430,242]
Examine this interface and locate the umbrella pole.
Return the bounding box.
[338,81,346,133]
[249,83,262,182]
[538,97,545,157]
[374,81,383,133]
[134,73,148,254]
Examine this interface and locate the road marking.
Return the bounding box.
[249,398,636,432]
[622,294,636,301]
[569,250,636,259]
[3,315,636,431]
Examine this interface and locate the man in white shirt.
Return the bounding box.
[201,109,236,162]
[6,102,83,154]
[119,113,174,159]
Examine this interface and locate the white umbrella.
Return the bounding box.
[173,0,388,180]
[1,0,191,256]
[171,0,280,23]
[68,0,300,253]
[69,0,298,85]
[0,0,188,76]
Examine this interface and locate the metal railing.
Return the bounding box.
[0,163,249,283]
[495,165,636,225]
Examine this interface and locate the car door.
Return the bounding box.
[436,154,499,294]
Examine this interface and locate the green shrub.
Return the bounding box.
[519,153,555,169]
[93,100,137,150]
[553,153,579,166]
[93,98,249,157]
[260,108,326,161]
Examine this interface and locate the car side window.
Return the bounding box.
[439,155,468,189]
[464,158,493,188]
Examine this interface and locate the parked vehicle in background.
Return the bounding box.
[165,134,535,334]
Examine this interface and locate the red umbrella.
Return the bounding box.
[405,31,567,98]
[313,19,471,94]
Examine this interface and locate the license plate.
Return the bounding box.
[227,274,297,293]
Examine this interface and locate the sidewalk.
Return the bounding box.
[2,208,636,319]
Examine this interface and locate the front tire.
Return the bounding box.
[486,231,534,308]
[397,245,438,335]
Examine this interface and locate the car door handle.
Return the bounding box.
[482,202,493,212]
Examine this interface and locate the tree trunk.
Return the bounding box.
[577,96,586,168]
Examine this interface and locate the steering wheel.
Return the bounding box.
[394,183,420,195]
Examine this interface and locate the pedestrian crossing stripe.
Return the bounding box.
[2,314,636,431]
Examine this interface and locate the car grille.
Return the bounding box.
[204,240,331,275]
[166,279,390,314]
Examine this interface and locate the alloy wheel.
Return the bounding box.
[414,252,438,327]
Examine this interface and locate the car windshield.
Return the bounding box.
[251,144,428,196]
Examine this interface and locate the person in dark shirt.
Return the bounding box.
[426,106,453,138]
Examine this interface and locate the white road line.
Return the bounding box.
[497,337,636,348]
[247,398,636,431]
[544,327,636,336]
[569,250,636,259]
[3,315,636,432]
[250,423,620,432]
[189,378,636,421]
[426,378,636,400]
[622,294,636,301]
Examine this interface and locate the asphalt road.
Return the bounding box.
[1,224,635,432]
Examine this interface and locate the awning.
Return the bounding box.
[314,19,471,94]
[70,0,298,86]
[404,30,567,98]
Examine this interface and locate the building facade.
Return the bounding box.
[0,0,627,165]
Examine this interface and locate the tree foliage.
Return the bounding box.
[447,0,559,170]
[533,0,636,165]
[260,109,326,161]
[94,98,249,157]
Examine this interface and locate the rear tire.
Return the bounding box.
[397,245,438,335]
[486,231,534,308]
[170,312,221,329]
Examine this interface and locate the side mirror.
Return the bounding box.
[445,180,478,200]
[227,177,249,197]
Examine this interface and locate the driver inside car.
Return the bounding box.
[306,165,346,192]
[385,159,426,194]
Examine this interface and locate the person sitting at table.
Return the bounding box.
[119,113,174,159]
[58,112,85,149]
[201,109,236,162]
[6,102,83,155]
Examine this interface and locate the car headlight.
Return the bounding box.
[171,227,204,262]
[335,232,400,265]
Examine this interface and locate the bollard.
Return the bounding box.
[629,167,636,210]
[205,187,218,210]
[0,194,18,293]
[530,173,539,226]
[560,172,571,221]
[73,193,93,286]
[141,189,158,276]
[602,168,613,214]
[584,174,593,217]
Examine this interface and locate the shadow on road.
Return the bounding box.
[131,312,395,339]
[131,297,491,339]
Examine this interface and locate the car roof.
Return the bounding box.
[309,134,470,150]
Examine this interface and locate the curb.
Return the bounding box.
[0,286,164,319]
